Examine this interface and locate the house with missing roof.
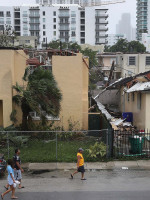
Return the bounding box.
[104,70,150,130]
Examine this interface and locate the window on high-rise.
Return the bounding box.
[43,11,45,16]
[53,11,56,16]
[81,38,85,44]
[6,11,11,17]
[71,31,76,36]
[80,19,85,24]
[80,11,85,18]
[0,25,4,31]
[0,12,4,17]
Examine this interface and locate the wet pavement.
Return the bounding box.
[0,169,150,199]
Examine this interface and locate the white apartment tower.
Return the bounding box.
[0,4,108,47]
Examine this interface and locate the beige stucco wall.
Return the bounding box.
[0,50,28,128]
[145,93,150,130]
[52,53,89,130]
[120,89,146,129]
[121,54,150,78]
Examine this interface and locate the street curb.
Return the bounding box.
[22,160,150,171]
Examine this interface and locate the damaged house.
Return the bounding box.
[94,70,150,131]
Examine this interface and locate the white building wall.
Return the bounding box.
[107,34,125,46]
[85,7,95,45]
[0,7,14,32]
[141,33,150,52]
[0,4,108,47]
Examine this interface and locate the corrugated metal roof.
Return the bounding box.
[95,100,113,121]
[126,82,150,93]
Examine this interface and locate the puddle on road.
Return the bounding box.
[31,170,52,175]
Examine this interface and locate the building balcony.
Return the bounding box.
[59,35,70,38]
[95,21,108,24]
[29,21,40,24]
[95,14,108,18]
[59,28,69,31]
[58,14,70,18]
[95,40,108,45]
[95,27,108,31]
[29,28,40,31]
[22,14,28,17]
[59,21,70,24]
[29,14,40,18]
[71,14,76,17]
[96,34,108,38]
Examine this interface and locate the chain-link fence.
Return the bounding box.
[0,130,112,163]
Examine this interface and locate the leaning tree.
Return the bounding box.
[12,66,62,130]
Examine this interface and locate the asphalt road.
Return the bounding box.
[0,169,150,200]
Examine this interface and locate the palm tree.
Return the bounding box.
[13,66,62,130]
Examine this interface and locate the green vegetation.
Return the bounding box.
[48,40,81,51]
[104,39,146,53]
[81,48,98,68]
[0,25,16,47]
[0,132,103,162]
[12,66,62,130]
[48,40,98,68]
[87,142,107,159]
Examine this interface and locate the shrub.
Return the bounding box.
[87,142,107,158]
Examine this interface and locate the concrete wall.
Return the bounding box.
[52,53,89,130]
[0,50,27,128]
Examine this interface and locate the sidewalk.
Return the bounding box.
[22,160,150,171]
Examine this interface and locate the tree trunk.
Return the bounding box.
[21,112,28,131]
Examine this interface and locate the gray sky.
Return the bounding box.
[0,0,136,34]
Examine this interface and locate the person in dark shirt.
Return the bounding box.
[13,149,24,189]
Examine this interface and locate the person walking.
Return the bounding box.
[13,149,24,189]
[71,148,86,180]
[1,159,18,199]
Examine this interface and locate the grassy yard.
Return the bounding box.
[1,137,98,163]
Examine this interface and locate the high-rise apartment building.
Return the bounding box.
[36,0,103,7]
[136,0,148,41]
[116,13,132,41]
[107,34,125,46]
[0,4,108,48]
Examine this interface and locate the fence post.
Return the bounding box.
[111,129,114,158]
[56,132,58,169]
[7,132,10,159]
[106,129,109,158]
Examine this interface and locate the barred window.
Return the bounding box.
[129,56,136,65]
[146,56,150,65]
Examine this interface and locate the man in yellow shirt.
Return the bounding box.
[71,148,86,180]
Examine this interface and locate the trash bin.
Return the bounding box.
[129,136,144,154]
[122,112,133,123]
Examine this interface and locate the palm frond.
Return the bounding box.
[12,95,22,105]
[23,67,30,81]
[12,82,23,94]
